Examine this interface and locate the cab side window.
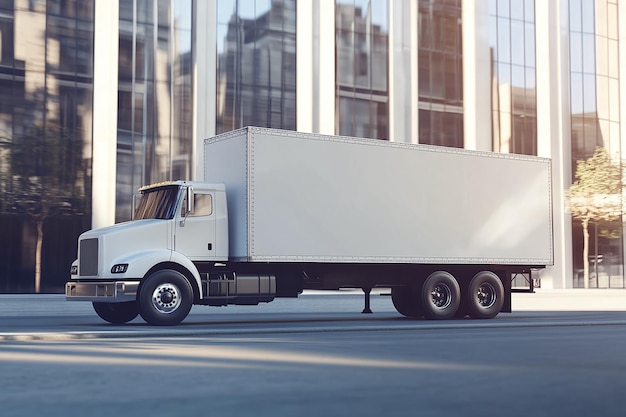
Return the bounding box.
[191,193,213,217]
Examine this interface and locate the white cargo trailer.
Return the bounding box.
[66,127,553,325]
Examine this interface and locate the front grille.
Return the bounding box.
[79,238,99,276]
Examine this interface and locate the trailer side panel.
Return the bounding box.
[205,127,553,266]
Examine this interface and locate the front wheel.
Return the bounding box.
[139,269,193,326]
[466,271,504,319]
[421,271,460,320]
[92,301,139,324]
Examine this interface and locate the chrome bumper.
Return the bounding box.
[65,281,139,303]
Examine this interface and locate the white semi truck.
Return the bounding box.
[66,127,553,325]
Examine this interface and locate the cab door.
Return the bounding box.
[174,190,218,260]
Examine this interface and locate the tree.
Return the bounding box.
[4,127,87,292]
[565,147,623,288]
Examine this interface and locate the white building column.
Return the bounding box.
[296,0,335,135]
[388,0,418,144]
[309,0,335,134]
[193,0,217,180]
[92,0,119,228]
[462,0,492,151]
[299,0,335,134]
[535,0,573,289]
[297,0,314,133]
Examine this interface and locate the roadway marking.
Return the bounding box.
[2,318,626,341]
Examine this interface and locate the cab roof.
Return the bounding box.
[138,180,225,193]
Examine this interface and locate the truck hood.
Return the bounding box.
[77,219,172,278]
[80,219,168,240]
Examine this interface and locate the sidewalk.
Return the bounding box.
[304,288,626,312]
[512,288,626,311]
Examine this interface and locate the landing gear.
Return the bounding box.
[362,287,373,314]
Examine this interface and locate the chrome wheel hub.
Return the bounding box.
[151,283,182,314]
[430,284,452,309]
[476,283,497,308]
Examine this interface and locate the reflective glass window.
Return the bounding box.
[582,33,596,74]
[216,0,297,134]
[419,109,463,148]
[0,15,14,66]
[335,0,388,140]
[191,194,213,217]
[497,0,510,18]
[608,39,618,78]
[174,0,192,30]
[570,0,582,31]
[217,0,237,24]
[570,32,582,73]
[568,0,625,288]
[570,72,583,114]
[418,0,463,147]
[0,0,94,292]
[607,3,618,39]
[497,18,511,63]
[583,73,596,113]
[582,0,595,33]
[116,0,194,222]
[511,20,524,66]
[488,0,537,155]
[524,0,534,21]
[596,1,607,37]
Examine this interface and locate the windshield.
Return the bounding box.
[134,186,181,220]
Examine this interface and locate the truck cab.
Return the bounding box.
[66,181,275,325]
[73,180,229,278]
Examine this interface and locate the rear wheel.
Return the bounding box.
[466,271,504,319]
[92,301,139,324]
[421,271,460,320]
[139,269,193,326]
[391,286,422,318]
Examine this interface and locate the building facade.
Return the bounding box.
[0,0,624,291]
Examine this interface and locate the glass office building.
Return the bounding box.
[1,0,626,291]
[0,0,94,292]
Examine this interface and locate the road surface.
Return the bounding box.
[1,290,626,417]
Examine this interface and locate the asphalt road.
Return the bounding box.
[1,290,626,417]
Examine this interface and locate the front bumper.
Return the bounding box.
[65,281,140,303]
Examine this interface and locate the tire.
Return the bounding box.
[138,269,193,326]
[421,271,460,320]
[466,271,504,319]
[391,286,422,318]
[92,301,139,324]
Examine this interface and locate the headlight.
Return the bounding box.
[111,264,128,274]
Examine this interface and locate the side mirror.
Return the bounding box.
[187,186,194,215]
[180,186,194,227]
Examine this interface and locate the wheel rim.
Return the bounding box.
[476,282,497,309]
[430,283,452,309]
[151,283,182,314]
